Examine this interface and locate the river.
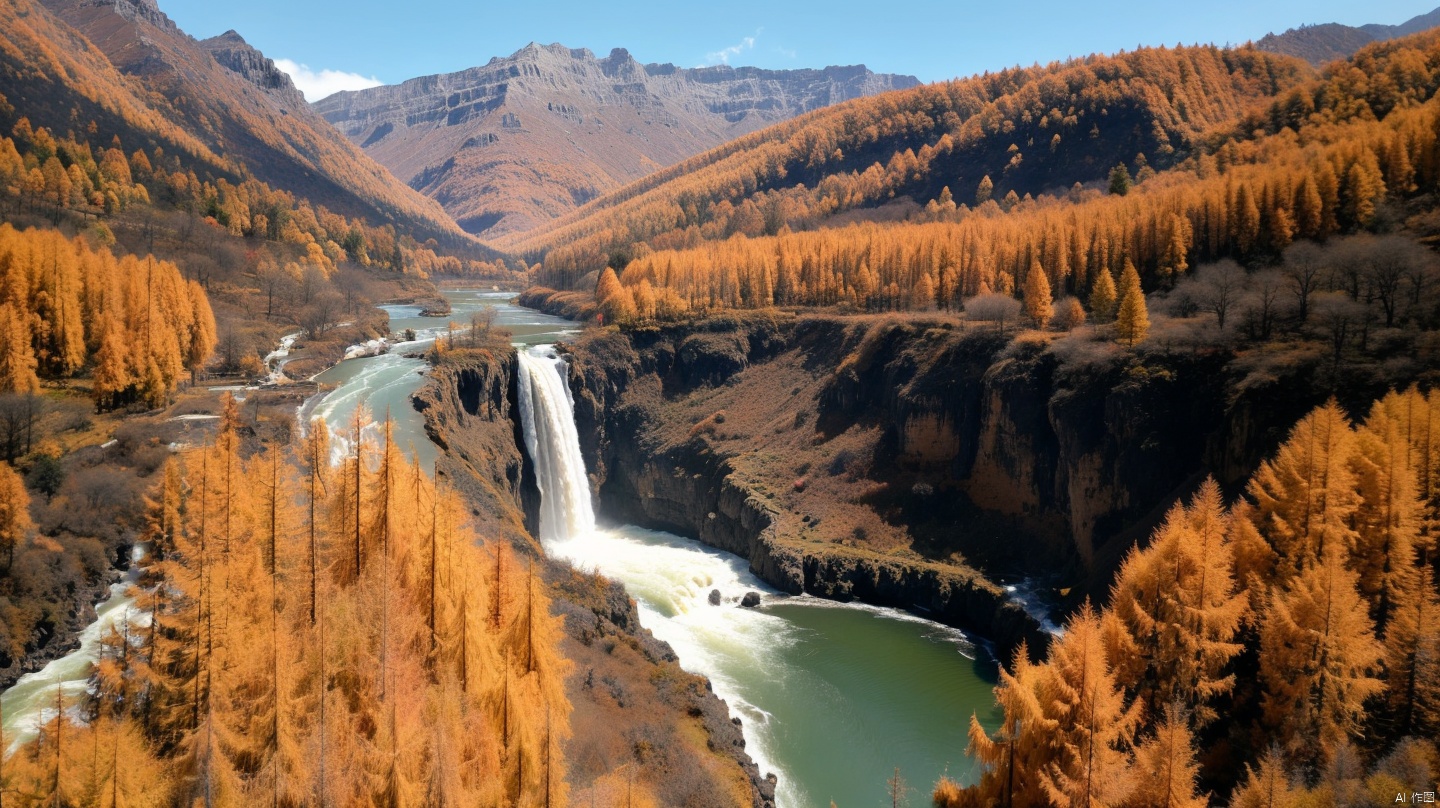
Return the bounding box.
[1,547,146,752]
[5,289,1004,805]
[0,291,579,753]
[303,289,581,471]
[516,345,1002,807]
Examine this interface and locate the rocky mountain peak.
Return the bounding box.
[315,43,919,237]
[200,29,306,106]
[82,0,173,29]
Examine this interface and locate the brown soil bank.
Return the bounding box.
[547,309,1418,660]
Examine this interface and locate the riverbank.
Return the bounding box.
[0,570,115,690]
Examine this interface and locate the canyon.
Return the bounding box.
[428,299,1433,667]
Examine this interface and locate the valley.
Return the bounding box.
[1,0,1439,804]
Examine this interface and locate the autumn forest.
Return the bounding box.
[2,0,1440,805]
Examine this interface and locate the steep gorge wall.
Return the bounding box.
[552,313,1343,645]
[415,348,540,547]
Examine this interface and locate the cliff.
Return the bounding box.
[199,30,308,108]
[414,344,538,548]
[414,345,774,806]
[529,309,1408,660]
[314,43,918,237]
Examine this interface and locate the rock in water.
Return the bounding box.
[708,589,722,606]
[740,592,761,608]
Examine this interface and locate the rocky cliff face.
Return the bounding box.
[313,43,919,237]
[199,30,308,108]
[414,347,539,547]
[520,309,1380,658]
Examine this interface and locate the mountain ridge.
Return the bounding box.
[314,43,919,237]
[1255,4,1440,64]
[3,0,480,250]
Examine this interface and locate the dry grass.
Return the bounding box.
[637,335,938,561]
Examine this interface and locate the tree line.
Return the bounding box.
[0,107,507,280]
[0,224,215,409]
[568,92,1435,325]
[941,388,1440,806]
[524,32,1440,332]
[510,43,1309,261]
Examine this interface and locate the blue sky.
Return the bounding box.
[158,0,1440,99]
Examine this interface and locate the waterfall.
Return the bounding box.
[516,346,596,542]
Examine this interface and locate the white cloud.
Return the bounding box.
[273,58,383,101]
[703,29,762,66]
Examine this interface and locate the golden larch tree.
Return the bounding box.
[1244,400,1360,580]
[0,460,33,570]
[1125,703,1208,808]
[1023,260,1054,329]
[1259,543,1384,769]
[1115,260,1149,346]
[1038,603,1143,808]
[1107,479,1245,728]
[1383,564,1440,739]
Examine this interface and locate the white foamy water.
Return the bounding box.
[1,547,148,754]
[546,525,795,795]
[516,347,595,542]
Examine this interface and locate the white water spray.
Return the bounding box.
[516,347,595,542]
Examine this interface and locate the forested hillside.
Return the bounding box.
[0,0,477,250]
[0,225,214,409]
[510,44,1310,261]
[518,33,1440,338]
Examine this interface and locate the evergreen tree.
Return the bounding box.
[1109,164,1133,196]
[1259,544,1384,769]
[976,175,994,205]
[1089,268,1118,323]
[1023,260,1054,329]
[1115,260,1149,345]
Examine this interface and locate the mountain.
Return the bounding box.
[1252,23,1381,65]
[511,44,1311,263]
[0,0,476,249]
[313,43,919,238]
[1255,5,1440,64]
